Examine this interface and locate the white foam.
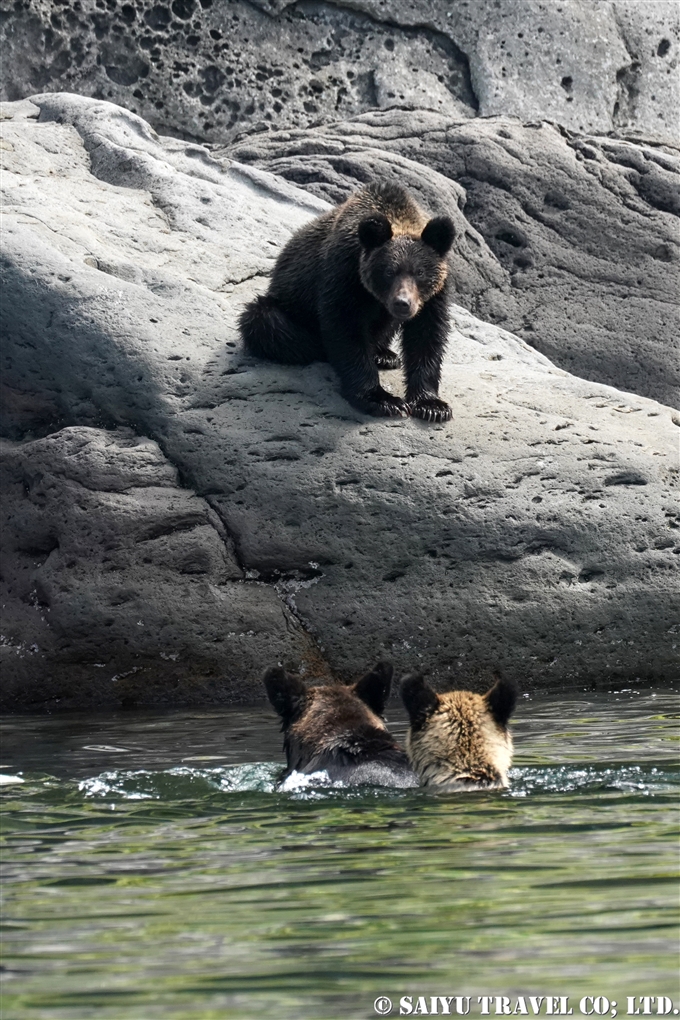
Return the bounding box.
[279,769,341,792]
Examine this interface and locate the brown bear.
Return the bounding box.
[400,674,517,790]
[263,660,417,787]
[239,182,455,422]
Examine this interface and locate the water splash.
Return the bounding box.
[78,763,280,800]
[0,773,25,785]
[66,761,679,802]
[279,769,340,792]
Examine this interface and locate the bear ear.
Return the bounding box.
[421,216,456,256]
[262,666,308,727]
[352,661,393,716]
[400,674,440,731]
[484,676,518,729]
[358,214,393,250]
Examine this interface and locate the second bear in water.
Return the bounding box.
[239,182,455,422]
[401,674,517,790]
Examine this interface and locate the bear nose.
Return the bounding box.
[390,278,419,319]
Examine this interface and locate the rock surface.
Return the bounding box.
[1,0,678,145]
[1,427,310,709]
[225,108,680,408]
[1,95,678,708]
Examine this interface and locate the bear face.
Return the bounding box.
[400,674,517,791]
[263,660,417,787]
[358,213,455,322]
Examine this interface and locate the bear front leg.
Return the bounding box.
[373,319,402,371]
[372,316,402,370]
[401,291,452,423]
[375,347,402,371]
[321,308,408,418]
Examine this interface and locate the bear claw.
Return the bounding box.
[370,400,409,418]
[355,388,409,418]
[409,397,452,423]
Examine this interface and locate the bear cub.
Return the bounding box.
[239,182,456,422]
[263,660,417,787]
[401,675,517,791]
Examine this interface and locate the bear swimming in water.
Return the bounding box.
[263,660,417,787]
[239,182,455,422]
[400,674,517,790]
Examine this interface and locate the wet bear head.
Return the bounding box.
[263,661,403,777]
[357,213,456,321]
[400,674,517,790]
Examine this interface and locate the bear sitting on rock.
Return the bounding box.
[239,182,456,422]
[400,674,518,790]
[263,661,417,787]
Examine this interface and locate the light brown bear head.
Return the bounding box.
[400,674,517,791]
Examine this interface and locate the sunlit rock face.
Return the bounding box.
[1,95,678,708]
[1,1,678,145]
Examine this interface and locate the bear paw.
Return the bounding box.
[355,387,409,418]
[371,395,409,418]
[375,349,402,370]
[409,395,452,423]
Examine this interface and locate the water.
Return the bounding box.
[1,689,678,1020]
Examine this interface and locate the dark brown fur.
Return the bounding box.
[263,661,417,787]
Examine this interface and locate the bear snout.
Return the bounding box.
[388,277,421,320]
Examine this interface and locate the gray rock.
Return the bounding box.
[316,0,680,140]
[1,95,679,709]
[612,1,680,139]
[225,108,680,408]
[0,0,477,145]
[0,427,311,710]
[1,1,677,145]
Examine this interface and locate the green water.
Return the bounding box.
[1,689,678,1020]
